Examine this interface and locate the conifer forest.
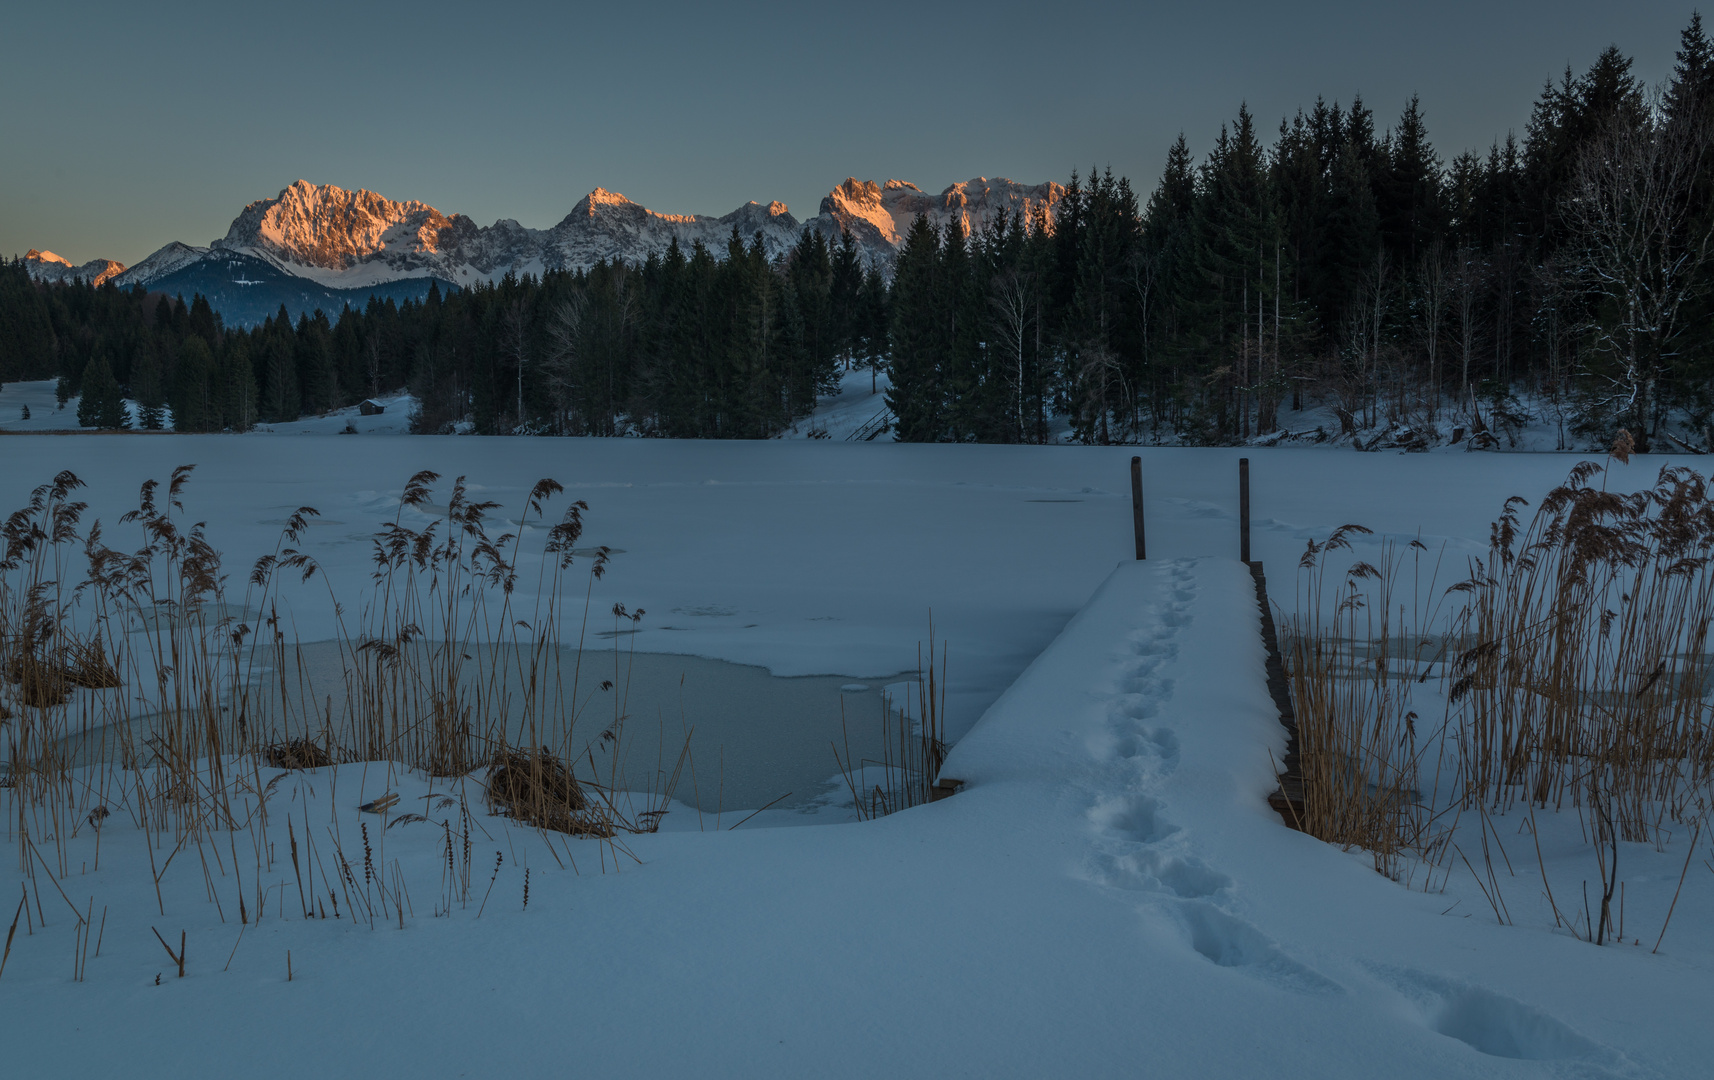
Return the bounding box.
[7,17,1714,449]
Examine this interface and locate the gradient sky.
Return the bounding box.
[2,1,1703,267]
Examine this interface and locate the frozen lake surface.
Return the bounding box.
[4,419,1712,1077]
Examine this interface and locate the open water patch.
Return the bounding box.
[46,642,917,818]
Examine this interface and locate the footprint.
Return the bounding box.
[1152,855,1231,899]
[1109,731,1151,760]
[1089,794,1177,844]
[1116,695,1160,720]
[1094,728,1160,768]
[1372,968,1622,1065]
[1085,848,1157,894]
[1146,728,1180,766]
[1109,727,1177,764]
[1176,902,1342,994]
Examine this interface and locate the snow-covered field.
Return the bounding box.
[2,388,1712,1076]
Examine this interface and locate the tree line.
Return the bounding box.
[0,228,887,437]
[5,14,1713,449]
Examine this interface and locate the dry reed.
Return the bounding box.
[0,463,666,914]
[836,619,949,820]
[1285,452,1714,928]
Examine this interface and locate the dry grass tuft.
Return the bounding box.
[7,655,72,708]
[485,747,611,836]
[262,738,335,770]
[62,637,121,689]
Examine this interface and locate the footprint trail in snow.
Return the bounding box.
[1083,560,1641,1074]
[1083,559,1341,995]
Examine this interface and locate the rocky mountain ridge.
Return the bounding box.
[23,176,1063,301]
[23,249,126,287]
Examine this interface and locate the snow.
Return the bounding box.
[5,558,1707,1076]
[110,241,211,289]
[0,380,75,430]
[817,177,1063,262]
[60,173,1061,299]
[777,366,894,440]
[2,402,1712,1075]
[248,392,418,435]
[0,380,408,435]
[21,249,126,287]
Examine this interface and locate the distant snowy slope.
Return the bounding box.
[137,249,455,327]
[110,241,209,288]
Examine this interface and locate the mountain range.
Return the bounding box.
[21,176,1062,325]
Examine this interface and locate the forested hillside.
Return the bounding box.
[6,15,1713,447]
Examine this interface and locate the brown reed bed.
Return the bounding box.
[1284,446,1714,927]
[1445,453,1714,842]
[1284,528,1452,878]
[0,463,670,902]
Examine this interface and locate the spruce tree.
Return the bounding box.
[829,228,864,365]
[76,352,127,428]
[887,215,946,440]
[1377,95,1445,268]
[223,337,258,431]
[296,311,338,414]
[858,262,889,394]
[263,332,299,422]
[133,340,165,429]
[173,337,216,431]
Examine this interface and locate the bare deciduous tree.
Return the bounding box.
[1415,241,1447,423]
[501,298,531,432]
[1447,244,1486,425]
[541,292,586,434]
[987,269,1035,443]
[1564,89,1714,447]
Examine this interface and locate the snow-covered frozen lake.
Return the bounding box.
[3,414,1711,1077]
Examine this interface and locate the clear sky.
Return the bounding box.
[2,1,1703,267]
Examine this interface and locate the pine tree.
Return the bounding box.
[887,215,947,440]
[173,337,216,431]
[263,332,299,423]
[829,228,864,365]
[223,337,258,431]
[76,352,127,428]
[858,262,889,394]
[1378,95,1445,268]
[132,339,165,429]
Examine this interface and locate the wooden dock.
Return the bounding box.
[1249,562,1304,829]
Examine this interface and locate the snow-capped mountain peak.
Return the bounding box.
[213,180,458,283]
[818,176,1063,251]
[24,173,1065,324]
[111,241,209,290]
[23,248,126,287]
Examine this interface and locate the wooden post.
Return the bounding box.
[1130,456,1146,560]
[1239,457,1251,565]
